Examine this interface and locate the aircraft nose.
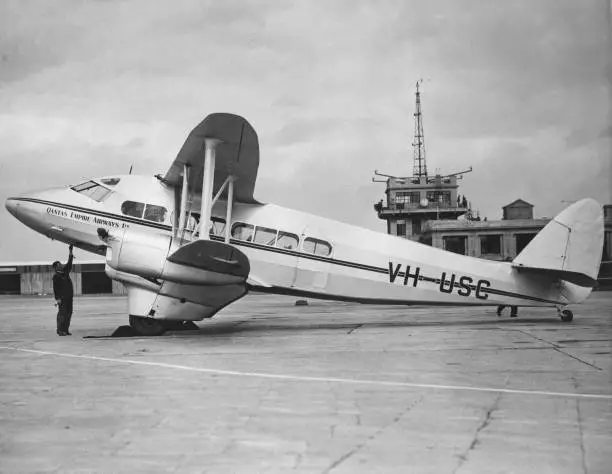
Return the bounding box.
[5,198,20,219]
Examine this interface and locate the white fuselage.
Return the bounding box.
[6,175,582,310]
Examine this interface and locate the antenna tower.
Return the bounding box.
[412,80,428,179]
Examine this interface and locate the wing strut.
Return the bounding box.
[198,138,221,239]
[225,177,234,244]
[177,163,190,237]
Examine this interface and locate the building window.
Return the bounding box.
[480,235,502,255]
[412,220,421,235]
[396,223,406,236]
[515,233,537,254]
[426,191,451,205]
[395,192,420,205]
[443,236,467,255]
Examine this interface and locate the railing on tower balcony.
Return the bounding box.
[374,200,468,214]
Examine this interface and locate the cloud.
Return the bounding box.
[0,0,610,261]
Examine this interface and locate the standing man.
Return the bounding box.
[497,257,518,318]
[52,245,74,336]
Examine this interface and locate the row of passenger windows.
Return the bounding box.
[208,218,333,257]
[232,223,332,256]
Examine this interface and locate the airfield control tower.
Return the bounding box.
[373,81,472,242]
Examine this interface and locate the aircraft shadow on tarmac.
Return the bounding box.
[78,316,561,339]
[189,316,560,337]
[85,313,564,339]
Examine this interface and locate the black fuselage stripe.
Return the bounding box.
[15,197,170,230]
[16,197,388,273]
[16,197,559,304]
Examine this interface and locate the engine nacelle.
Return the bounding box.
[102,227,249,286]
[104,227,170,280]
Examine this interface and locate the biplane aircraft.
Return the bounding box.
[5,114,605,335]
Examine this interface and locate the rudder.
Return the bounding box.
[513,198,604,288]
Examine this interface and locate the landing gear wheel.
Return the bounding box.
[161,320,184,331]
[161,320,198,331]
[129,315,167,336]
[560,309,573,323]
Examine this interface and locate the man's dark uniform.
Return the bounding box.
[496,257,518,318]
[53,250,74,336]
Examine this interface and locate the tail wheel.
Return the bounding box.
[129,315,166,336]
[560,310,574,323]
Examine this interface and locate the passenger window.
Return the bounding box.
[121,201,145,218]
[71,181,111,202]
[276,231,299,250]
[254,227,277,246]
[303,237,332,256]
[210,217,226,236]
[231,223,254,241]
[185,213,199,232]
[144,204,167,223]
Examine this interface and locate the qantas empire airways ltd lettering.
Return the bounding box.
[46,207,128,229]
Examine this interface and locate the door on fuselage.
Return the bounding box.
[292,227,332,291]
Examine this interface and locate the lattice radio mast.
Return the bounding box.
[412,80,428,179]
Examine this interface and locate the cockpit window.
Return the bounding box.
[121,201,145,218]
[144,204,167,223]
[100,178,120,186]
[303,237,332,257]
[71,181,111,202]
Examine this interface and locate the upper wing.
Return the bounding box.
[163,113,260,203]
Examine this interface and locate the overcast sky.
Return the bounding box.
[0,0,610,262]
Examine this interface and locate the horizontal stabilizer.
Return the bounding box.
[513,198,604,287]
[512,267,596,287]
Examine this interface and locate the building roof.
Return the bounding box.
[502,198,534,209]
[0,259,105,268]
[423,217,550,233]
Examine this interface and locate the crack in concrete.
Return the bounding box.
[321,396,424,473]
[346,324,363,335]
[504,328,603,371]
[292,452,304,470]
[452,391,502,474]
[574,378,589,474]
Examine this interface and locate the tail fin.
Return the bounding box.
[513,198,604,287]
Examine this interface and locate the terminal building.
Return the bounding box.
[0,260,125,296]
[421,199,550,259]
[374,82,612,288]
